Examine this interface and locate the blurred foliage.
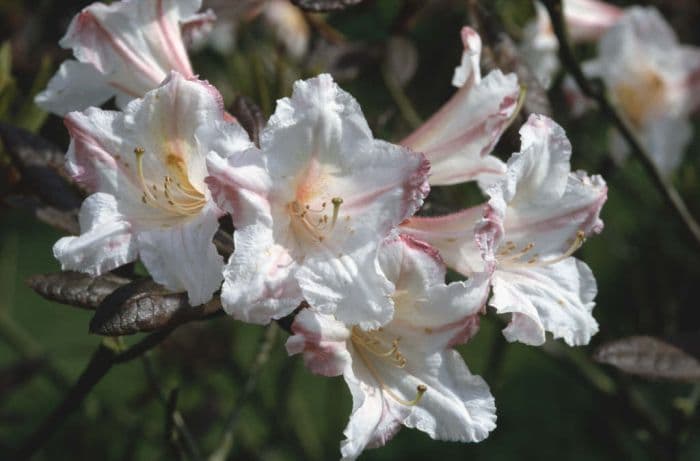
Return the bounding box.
[1,0,700,460]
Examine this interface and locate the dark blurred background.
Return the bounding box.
[1,0,700,459]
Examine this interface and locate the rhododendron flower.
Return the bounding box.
[400,27,520,187]
[576,7,700,176]
[286,235,495,460]
[53,72,242,305]
[36,0,215,115]
[402,115,607,346]
[521,0,622,88]
[206,74,430,328]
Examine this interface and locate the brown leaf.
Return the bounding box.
[0,122,83,211]
[290,0,365,12]
[27,271,131,310]
[229,95,265,148]
[90,279,222,336]
[594,335,700,382]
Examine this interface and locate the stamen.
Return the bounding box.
[502,231,586,269]
[330,197,343,229]
[351,329,427,407]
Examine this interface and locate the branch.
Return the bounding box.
[541,0,700,248]
[142,356,202,460]
[13,329,174,460]
[209,323,279,461]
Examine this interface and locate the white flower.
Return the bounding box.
[580,7,700,176]
[286,235,495,460]
[521,0,622,88]
[402,115,607,346]
[36,0,215,115]
[206,74,430,329]
[401,27,520,187]
[53,72,245,305]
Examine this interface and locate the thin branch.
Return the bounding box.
[209,323,279,461]
[540,0,700,248]
[142,355,202,461]
[13,329,174,460]
[381,64,423,130]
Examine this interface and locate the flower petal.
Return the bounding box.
[297,242,395,330]
[136,203,223,305]
[492,258,599,346]
[35,61,113,116]
[262,74,430,250]
[221,223,302,324]
[403,350,496,442]
[451,26,482,87]
[60,0,198,102]
[63,107,132,195]
[340,356,411,461]
[480,115,607,259]
[286,308,352,377]
[402,68,519,186]
[400,206,485,276]
[53,193,137,276]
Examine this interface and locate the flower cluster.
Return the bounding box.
[39,1,607,459]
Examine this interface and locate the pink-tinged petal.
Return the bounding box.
[53,193,137,276]
[402,350,496,442]
[297,242,395,330]
[400,206,485,276]
[261,74,430,252]
[492,258,599,346]
[478,115,607,259]
[402,70,518,186]
[63,107,134,195]
[378,234,446,291]
[564,0,623,42]
[202,121,271,223]
[221,224,302,324]
[286,308,352,377]
[451,26,482,87]
[180,8,217,49]
[391,273,489,352]
[60,0,198,103]
[340,354,411,461]
[125,72,225,188]
[136,203,223,305]
[35,61,113,116]
[226,74,430,324]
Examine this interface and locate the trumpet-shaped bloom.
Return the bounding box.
[576,7,700,176]
[402,115,607,346]
[400,27,520,187]
[521,0,622,88]
[53,72,243,305]
[36,0,215,115]
[286,235,495,460]
[206,74,430,328]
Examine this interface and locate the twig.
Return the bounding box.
[381,64,423,130]
[13,329,174,460]
[142,355,202,461]
[541,0,700,249]
[209,323,279,461]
